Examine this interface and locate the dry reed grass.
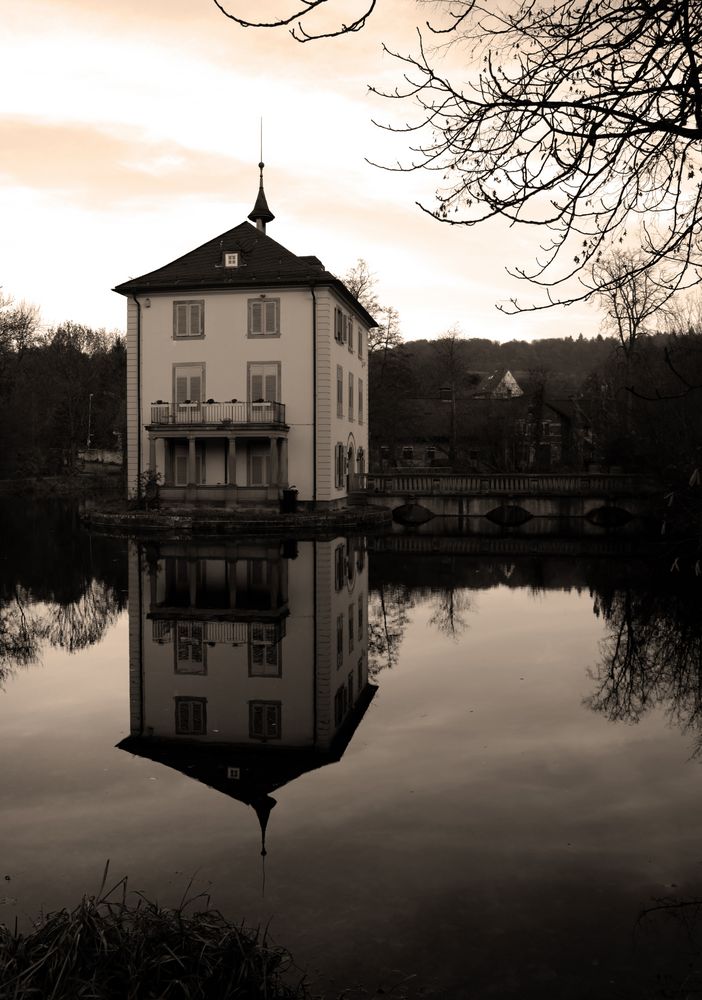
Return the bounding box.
[0,863,309,999]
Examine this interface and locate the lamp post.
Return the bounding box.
[87,393,94,449]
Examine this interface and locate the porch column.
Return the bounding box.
[268,436,279,500]
[227,437,237,485]
[225,437,238,509]
[148,436,157,471]
[188,437,197,484]
[278,437,288,489]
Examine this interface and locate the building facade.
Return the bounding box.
[114,167,374,508]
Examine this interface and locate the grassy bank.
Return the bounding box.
[1,869,309,1000]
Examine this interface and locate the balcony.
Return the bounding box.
[148,400,286,428]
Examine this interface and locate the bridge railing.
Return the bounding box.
[358,472,659,495]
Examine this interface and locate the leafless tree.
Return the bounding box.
[592,251,673,357]
[216,0,702,308]
[343,258,380,315]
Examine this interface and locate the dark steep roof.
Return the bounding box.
[113,221,376,326]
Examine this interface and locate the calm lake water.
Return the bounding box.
[2,499,702,998]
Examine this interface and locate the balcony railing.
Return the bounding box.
[149,400,286,427]
[151,619,286,644]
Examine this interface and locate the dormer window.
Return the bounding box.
[223,252,240,268]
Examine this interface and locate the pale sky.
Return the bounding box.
[0,0,599,343]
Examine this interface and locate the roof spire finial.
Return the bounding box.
[249,119,275,234]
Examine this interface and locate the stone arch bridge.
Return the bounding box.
[352,472,661,528]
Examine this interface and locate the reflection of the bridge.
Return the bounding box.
[119,538,374,853]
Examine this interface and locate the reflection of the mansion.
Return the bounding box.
[119,537,374,850]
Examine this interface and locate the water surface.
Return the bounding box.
[1,501,701,998]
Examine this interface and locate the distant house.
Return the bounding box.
[372,369,593,473]
[472,368,524,398]
[114,165,375,509]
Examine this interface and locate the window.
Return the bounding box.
[249,622,281,677]
[334,307,350,344]
[358,327,363,359]
[174,364,204,405]
[348,670,354,706]
[348,320,354,352]
[401,446,414,460]
[426,446,436,462]
[335,442,345,489]
[348,372,354,421]
[248,362,280,402]
[174,622,206,673]
[249,701,281,740]
[335,544,345,591]
[175,697,207,735]
[248,298,280,337]
[223,252,239,268]
[348,604,354,652]
[358,595,363,637]
[173,300,204,339]
[337,365,344,418]
[336,613,344,667]
[358,379,363,425]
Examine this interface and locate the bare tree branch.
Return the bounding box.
[211,0,377,42]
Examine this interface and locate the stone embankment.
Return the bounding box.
[82,504,391,538]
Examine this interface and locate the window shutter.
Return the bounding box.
[251,374,263,400]
[190,302,201,336]
[264,373,277,401]
[265,705,280,738]
[174,303,187,338]
[189,374,202,402]
[265,301,277,334]
[175,456,187,484]
[251,704,263,737]
[177,702,187,730]
[348,321,354,351]
[250,301,262,335]
[192,701,204,732]
[176,376,188,404]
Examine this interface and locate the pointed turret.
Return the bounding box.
[248,162,275,234]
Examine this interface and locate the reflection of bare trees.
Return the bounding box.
[367,580,473,672]
[0,587,49,684]
[586,588,702,749]
[0,578,122,682]
[45,579,121,653]
[367,583,413,675]
[428,587,472,641]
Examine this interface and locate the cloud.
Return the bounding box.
[0,118,257,209]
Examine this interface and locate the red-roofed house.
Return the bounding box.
[114,165,374,509]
